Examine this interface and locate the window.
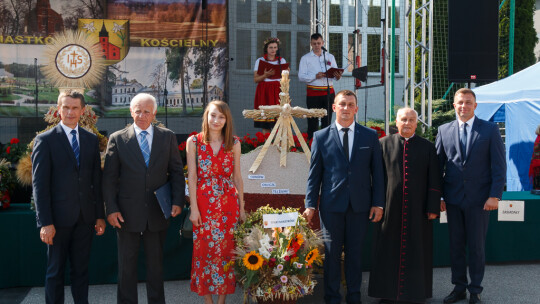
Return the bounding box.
[231,0,311,72]
[328,0,403,75]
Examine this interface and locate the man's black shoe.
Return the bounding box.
[469,293,481,303]
[443,291,467,303]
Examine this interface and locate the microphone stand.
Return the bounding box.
[322,48,331,127]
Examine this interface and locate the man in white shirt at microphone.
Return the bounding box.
[298,33,343,140]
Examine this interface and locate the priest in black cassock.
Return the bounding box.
[368,107,441,304]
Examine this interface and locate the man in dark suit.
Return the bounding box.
[303,90,385,304]
[436,88,506,304]
[102,93,185,304]
[33,90,106,304]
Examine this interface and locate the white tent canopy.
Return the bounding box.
[473,62,540,191]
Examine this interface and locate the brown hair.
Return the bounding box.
[263,37,280,54]
[335,89,358,104]
[201,100,235,151]
[57,89,85,107]
[454,88,476,101]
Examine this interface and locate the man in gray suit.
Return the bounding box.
[103,93,185,304]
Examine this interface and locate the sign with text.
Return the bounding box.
[498,201,525,222]
[272,189,290,194]
[248,175,265,180]
[261,182,276,188]
[263,212,299,228]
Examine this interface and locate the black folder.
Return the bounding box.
[154,182,172,219]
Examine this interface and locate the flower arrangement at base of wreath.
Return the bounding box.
[232,206,324,303]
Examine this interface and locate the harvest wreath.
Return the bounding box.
[232,206,323,303]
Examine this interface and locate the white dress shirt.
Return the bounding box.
[60,121,79,144]
[335,120,355,159]
[133,124,154,153]
[298,50,338,86]
[457,115,475,151]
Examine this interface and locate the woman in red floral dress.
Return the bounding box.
[186,100,246,304]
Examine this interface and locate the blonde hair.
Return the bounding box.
[201,100,235,151]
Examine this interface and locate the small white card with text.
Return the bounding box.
[261,182,276,188]
[263,212,299,228]
[248,175,265,180]
[498,201,525,221]
[272,189,290,194]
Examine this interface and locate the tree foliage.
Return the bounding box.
[499,0,538,77]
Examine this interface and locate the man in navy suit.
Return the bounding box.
[33,90,106,304]
[304,90,385,304]
[436,88,506,304]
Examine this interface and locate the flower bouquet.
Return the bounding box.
[233,206,323,303]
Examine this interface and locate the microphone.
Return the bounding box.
[321,46,327,52]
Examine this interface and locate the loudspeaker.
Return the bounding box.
[448,0,499,82]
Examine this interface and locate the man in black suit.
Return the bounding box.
[33,90,106,304]
[102,93,185,304]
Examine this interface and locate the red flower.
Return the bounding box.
[1,192,10,209]
[291,147,297,152]
[178,142,186,151]
[6,146,11,154]
[255,132,265,143]
[10,138,19,144]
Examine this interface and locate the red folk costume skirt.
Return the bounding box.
[253,80,281,129]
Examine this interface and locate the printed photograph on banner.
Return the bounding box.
[105,46,226,117]
[0,0,105,45]
[78,19,130,65]
[0,44,103,117]
[107,0,226,47]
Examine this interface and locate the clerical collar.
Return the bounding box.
[401,133,415,141]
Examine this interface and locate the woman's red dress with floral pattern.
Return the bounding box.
[190,133,239,295]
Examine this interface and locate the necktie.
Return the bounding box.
[460,122,468,160]
[342,128,349,162]
[140,131,150,167]
[70,129,80,167]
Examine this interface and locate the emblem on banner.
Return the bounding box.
[55,44,92,79]
[78,19,130,65]
[42,30,105,90]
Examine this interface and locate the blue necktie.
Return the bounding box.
[460,122,468,160]
[70,129,80,167]
[140,131,150,167]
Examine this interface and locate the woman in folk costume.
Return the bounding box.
[253,37,287,134]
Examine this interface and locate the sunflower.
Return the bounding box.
[305,248,320,266]
[243,251,264,271]
[287,233,305,249]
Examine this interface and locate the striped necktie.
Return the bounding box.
[70,129,79,167]
[140,131,150,167]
